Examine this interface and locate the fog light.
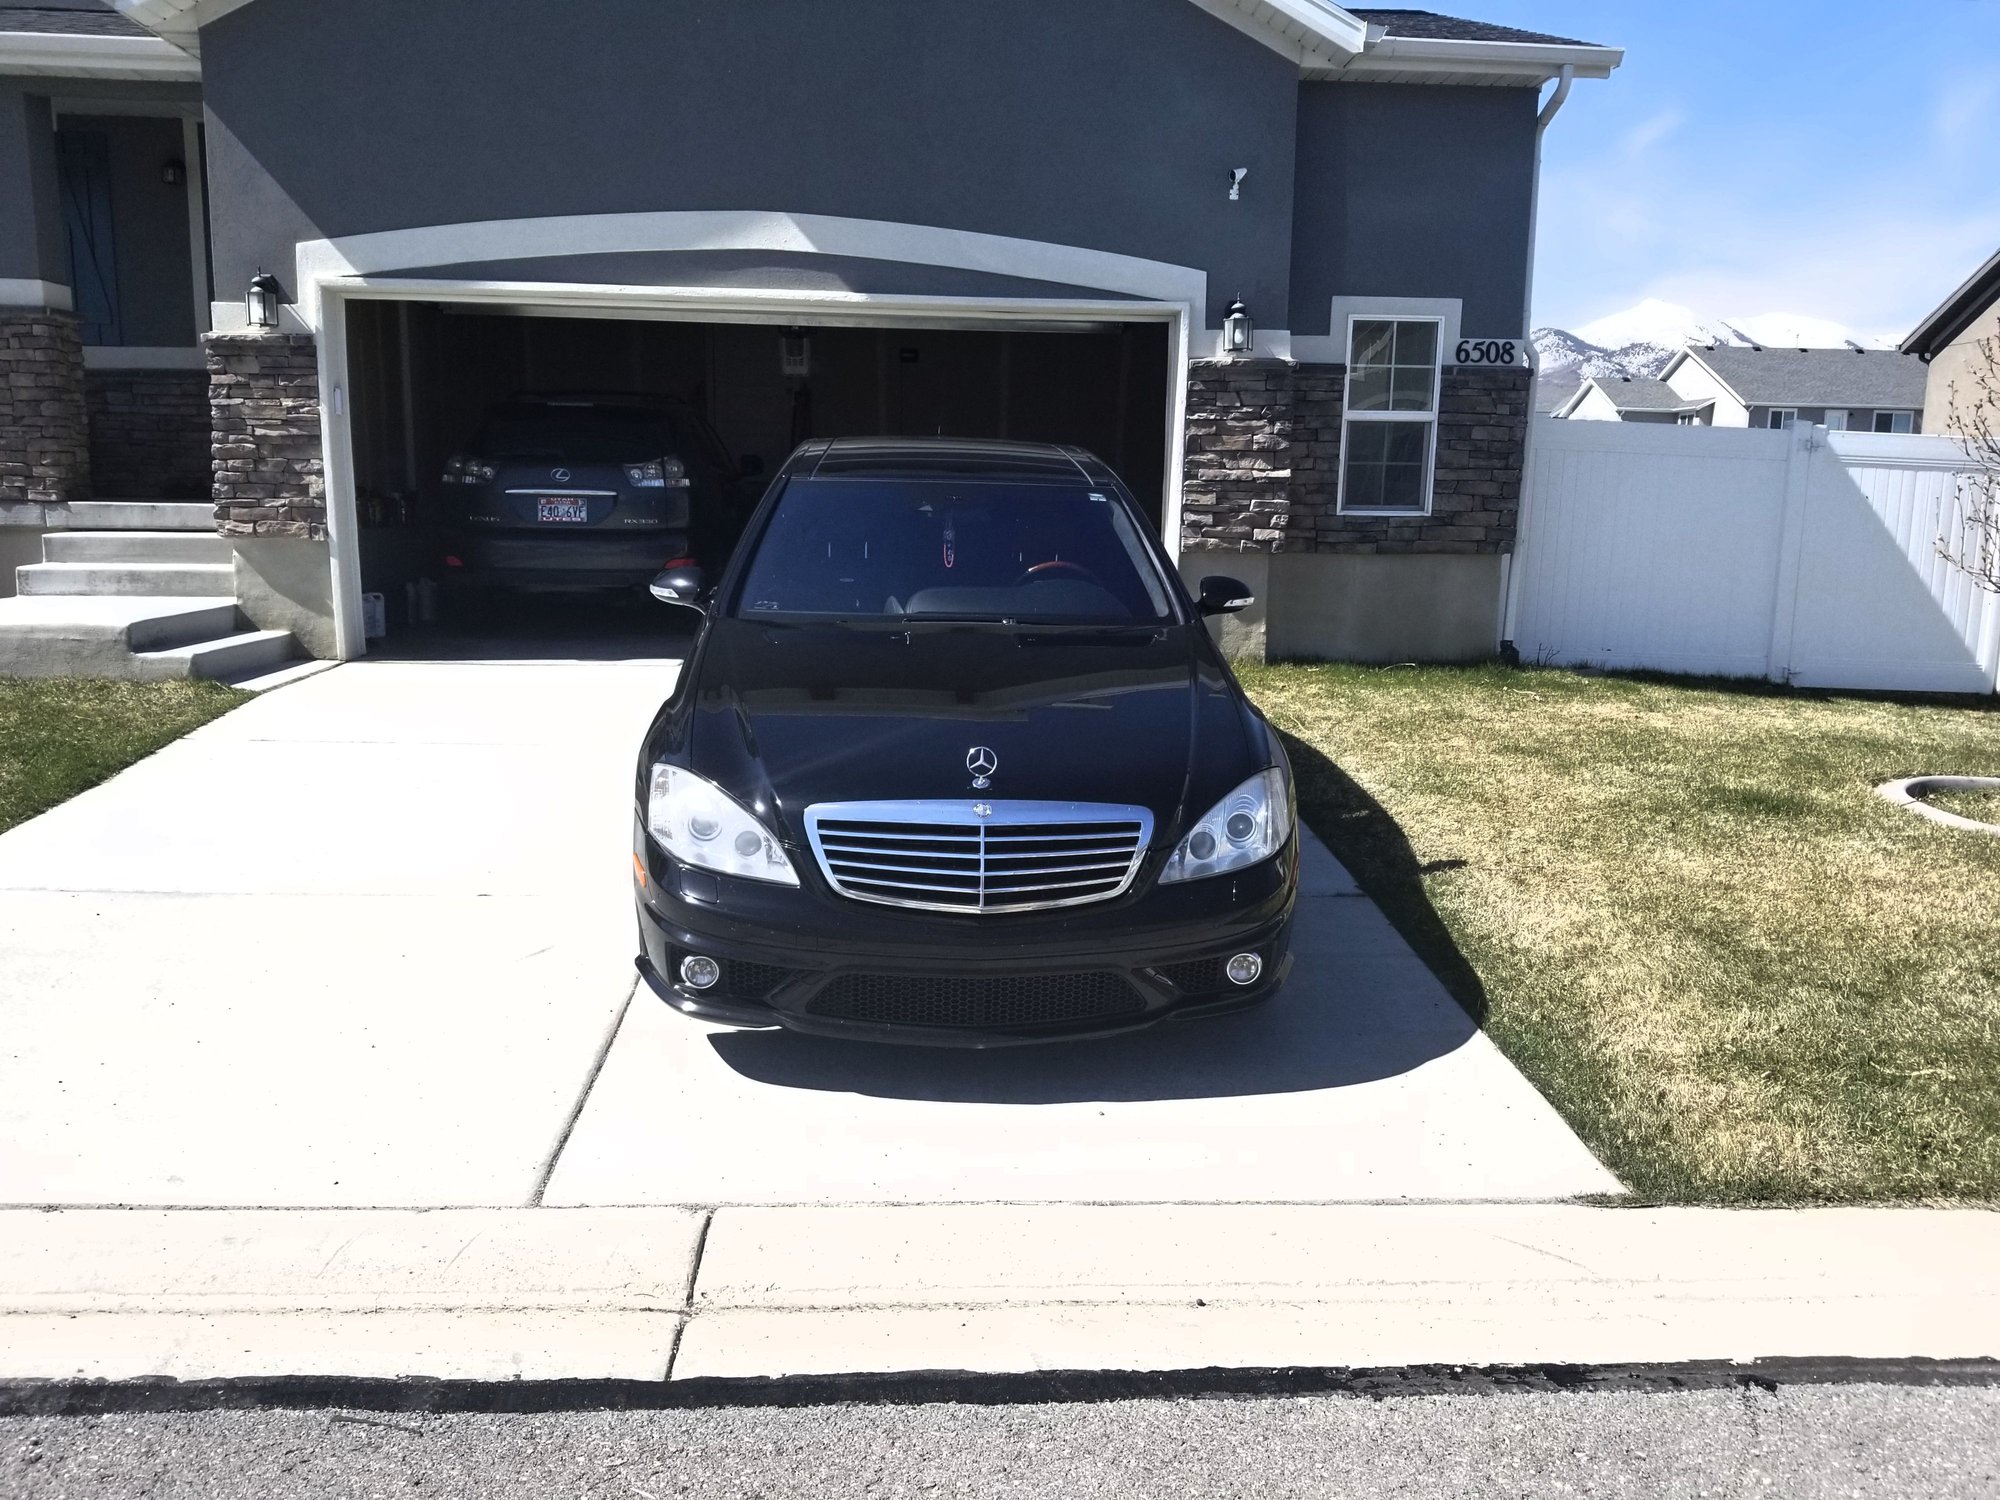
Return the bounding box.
[1225,952,1262,987]
[680,955,721,991]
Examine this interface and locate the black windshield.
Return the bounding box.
[731,478,1175,624]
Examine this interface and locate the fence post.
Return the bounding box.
[1763,423,1818,683]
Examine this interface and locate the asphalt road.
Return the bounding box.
[6,1385,1997,1498]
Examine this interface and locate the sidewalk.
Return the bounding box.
[4,1204,1994,1385]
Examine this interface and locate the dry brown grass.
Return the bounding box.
[1242,662,2000,1202]
[1931,787,2000,827]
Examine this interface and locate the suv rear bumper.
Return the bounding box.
[451,529,690,590]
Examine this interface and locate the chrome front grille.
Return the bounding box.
[803,800,1154,914]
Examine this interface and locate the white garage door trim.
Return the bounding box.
[315,277,1193,660]
[209,209,1212,336]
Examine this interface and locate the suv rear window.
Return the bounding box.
[733,478,1174,624]
[477,404,685,464]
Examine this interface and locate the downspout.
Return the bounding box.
[1500,63,1575,656]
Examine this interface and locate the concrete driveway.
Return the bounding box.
[0,658,1616,1208]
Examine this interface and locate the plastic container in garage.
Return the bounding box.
[361,592,387,639]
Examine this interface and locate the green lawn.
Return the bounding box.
[1241,662,2000,1204]
[0,678,247,836]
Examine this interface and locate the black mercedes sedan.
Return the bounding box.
[630,437,1298,1046]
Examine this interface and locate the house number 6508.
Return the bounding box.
[1455,339,1520,366]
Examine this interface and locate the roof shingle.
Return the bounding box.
[1681,347,1929,411]
[0,1,147,38]
[1589,377,1698,413]
[1348,8,1593,47]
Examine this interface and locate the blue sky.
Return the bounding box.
[1462,0,2000,337]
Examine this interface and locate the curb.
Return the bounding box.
[6,1357,2000,1418]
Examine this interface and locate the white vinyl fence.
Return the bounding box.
[1509,418,2000,695]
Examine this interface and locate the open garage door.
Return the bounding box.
[338,301,1171,659]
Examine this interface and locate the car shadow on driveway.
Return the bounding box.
[706,735,1487,1106]
[1275,729,1491,1027]
[703,965,1476,1105]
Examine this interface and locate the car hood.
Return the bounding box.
[680,618,1261,847]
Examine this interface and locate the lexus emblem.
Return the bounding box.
[966,746,998,789]
[551,467,571,483]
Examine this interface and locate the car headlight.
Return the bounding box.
[645,765,798,885]
[1158,767,1291,884]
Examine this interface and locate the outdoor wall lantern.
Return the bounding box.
[1223,300,1254,356]
[247,271,284,330]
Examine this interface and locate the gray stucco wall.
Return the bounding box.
[200,0,1298,324]
[1288,82,1537,339]
[0,85,65,288]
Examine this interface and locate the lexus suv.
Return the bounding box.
[441,393,757,592]
[630,437,1298,1046]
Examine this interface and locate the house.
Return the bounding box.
[1901,246,2000,439]
[0,0,1621,670]
[1552,376,1707,424]
[1655,345,1925,433]
[1555,343,1927,432]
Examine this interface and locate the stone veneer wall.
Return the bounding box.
[207,331,324,538]
[0,310,91,506]
[1182,358,1531,556]
[85,368,212,500]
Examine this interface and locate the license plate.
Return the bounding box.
[536,497,590,523]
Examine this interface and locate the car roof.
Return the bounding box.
[798,437,1105,485]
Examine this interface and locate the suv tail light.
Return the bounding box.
[625,456,691,489]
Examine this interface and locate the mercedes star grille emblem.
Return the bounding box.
[966,746,998,789]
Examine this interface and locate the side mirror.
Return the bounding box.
[1196,575,1256,616]
[649,565,707,610]
[737,454,766,479]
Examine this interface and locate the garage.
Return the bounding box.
[333,295,1173,658]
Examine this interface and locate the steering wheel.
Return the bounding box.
[1014,559,1101,588]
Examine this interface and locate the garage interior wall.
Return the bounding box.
[340,302,1170,633]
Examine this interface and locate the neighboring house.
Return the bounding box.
[1650,345,1927,433]
[1901,246,2000,439]
[0,0,1621,666]
[1552,376,1706,424]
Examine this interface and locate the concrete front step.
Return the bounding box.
[43,530,233,565]
[17,559,237,598]
[138,627,300,682]
[64,500,215,532]
[0,596,245,679]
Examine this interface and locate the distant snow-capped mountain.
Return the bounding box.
[1530,299,1895,412]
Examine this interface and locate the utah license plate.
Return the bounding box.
[536,497,590,523]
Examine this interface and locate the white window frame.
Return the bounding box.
[1873,410,1915,434]
[1822,408,1850,431]
[1767,408,1798,430]
[1336,313,1443,517]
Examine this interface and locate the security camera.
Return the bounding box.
[1229,167,1249,201]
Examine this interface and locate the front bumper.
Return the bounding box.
[631,816,1298,1047]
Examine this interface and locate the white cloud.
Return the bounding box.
[1618,108,1685,158]
[1618,207,2000,344]
[1933,72,2000,154]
